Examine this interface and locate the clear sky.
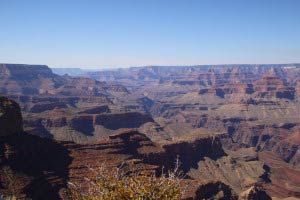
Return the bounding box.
[0,0,299,68]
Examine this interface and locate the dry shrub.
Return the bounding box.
[67,162,183,200]
[0,166,26,199]
[0,195,17,200]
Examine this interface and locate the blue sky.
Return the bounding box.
[0,0,299,68]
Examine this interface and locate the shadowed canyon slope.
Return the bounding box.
[1,63,300,199]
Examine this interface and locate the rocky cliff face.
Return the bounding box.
[182,180,238,200]
[0,64,64,95]
[0,96,72,199]
[0,64,128,97]
[198,74,295,100]
[159,135,226,172]
[219,122,300,168]
[0,97,23,137]
[239,185,272,200]
[253,75,295,100]
[0,64,57,80]
[23,111,154,142]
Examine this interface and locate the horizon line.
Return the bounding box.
[2,62,300,70]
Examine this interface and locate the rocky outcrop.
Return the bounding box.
[199,88,226,98]
[0,97,71,199]
[172,80,204,86]
[0,64,64,95]
[297,82,300,100]
[218,84,255,95]
[0,99,77,198]
[159,135,226,172]
[0,97,23,137]
[198,75,295,100]
[182,180,238,200]
[103,84,129,93]
[94,112,154,130]
[221,123,300,167]
[253,75,295,100]
[188,156,267,193]
[0,64,128,98]
[239,185,272,200]
[79,105,110,114]
[29,102,68,113]
[23,111,154,141]
[9,95,112,112]
[0,64,58,80]
[194,181,238,200]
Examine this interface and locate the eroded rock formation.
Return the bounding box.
[0,97,23,137]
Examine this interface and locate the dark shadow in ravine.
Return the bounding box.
[0,132,72,200]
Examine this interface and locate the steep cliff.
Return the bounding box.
[0,64,128,97]
[0,97,23,137]
[23,111,155,142]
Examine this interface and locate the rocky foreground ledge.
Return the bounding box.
[0,96,271,199]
